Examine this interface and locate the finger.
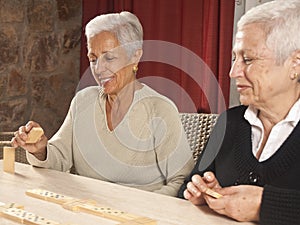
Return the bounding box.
[14,130,27,145]
[25,121,41,132]
[25,121,34,132]
[11,137,19,148]
[203,172,221,189]
[15,136,26,146]
[18,125,26,134]
[184,189,204,205]
[191,175,212,195]
[203,171,215,182]
[191,174,207,187]
[183,189,192,200]
[187,181,201,197]
[17,126,28,140]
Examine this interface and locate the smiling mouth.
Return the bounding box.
[99,76,114,86]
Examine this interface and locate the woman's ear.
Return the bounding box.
[131,49,143,64]
[291,49,300,68]
[289,50,300,81]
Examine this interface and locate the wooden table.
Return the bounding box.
[0,161,256,225]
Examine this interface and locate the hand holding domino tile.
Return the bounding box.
[11,121,48,161]
[183,172,222,205]
[191,172,223,199]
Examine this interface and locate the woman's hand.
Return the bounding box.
[183,171,221,205]
[11,121,48,161]
[204,185,263,222]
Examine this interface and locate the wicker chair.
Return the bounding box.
[179,113,218,162]
[0,131,29,164]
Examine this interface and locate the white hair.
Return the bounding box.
[237,0,300,65]
[85,11,143,58]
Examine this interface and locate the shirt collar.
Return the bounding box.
[285,98,300,126]
[244,105,260,127]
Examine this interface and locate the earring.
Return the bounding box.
[292,72,299,80]
[133,65,138,75]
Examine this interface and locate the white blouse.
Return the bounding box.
[244,99,300,162]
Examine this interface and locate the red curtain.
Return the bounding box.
[80,0,235,113]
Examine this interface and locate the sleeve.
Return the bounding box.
[154,158,195,196]
[26,99,75,172]
[260,185,300,225]
[177,111,228,198]
[150,99,195,197]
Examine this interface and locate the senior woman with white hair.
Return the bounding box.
[179,0,300,224]
[12,11,194,197]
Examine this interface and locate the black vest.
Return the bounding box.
[203,106,300,190]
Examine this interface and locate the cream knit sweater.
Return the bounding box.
[27,84,194,196]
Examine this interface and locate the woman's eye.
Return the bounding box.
[243,57,253,65]
[104,55,116,61]
[89,58,97,65]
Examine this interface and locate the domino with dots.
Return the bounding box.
[26,189,76,205]
[0,202,24,216]
[2,207,60,225]
[76,203,139,222]
[1,207,76,225]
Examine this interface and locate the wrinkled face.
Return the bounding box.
[230,23,291,108]
[87,31,135,95]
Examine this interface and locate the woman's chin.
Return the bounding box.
[99,79,116,93]
[239,96,252,106]
[103,84,117,95]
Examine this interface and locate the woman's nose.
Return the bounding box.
[229,60,244,78]
[93,58,107,74]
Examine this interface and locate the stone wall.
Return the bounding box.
[0,0,82,138]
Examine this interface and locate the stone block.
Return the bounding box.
[27,0,55,32]
[0,26,19,65]
[7,69,27,97]
[63,26,82,53]
[56,0,82,21]
[24,34,60,72]
[0,0,25,22]
[0,98,28,130]
[31,73,75,114]
[0,75,8,98]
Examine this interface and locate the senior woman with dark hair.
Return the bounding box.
[178,0,300,224]
[12,11,194,196]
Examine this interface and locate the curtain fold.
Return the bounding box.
[80,0,235,113]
